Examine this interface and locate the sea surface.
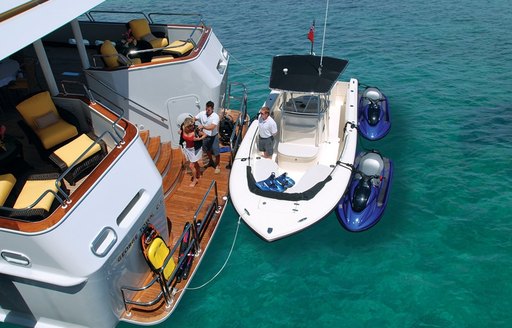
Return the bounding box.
[5,0,512,327]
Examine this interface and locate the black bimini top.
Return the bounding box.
[269,55,348,93]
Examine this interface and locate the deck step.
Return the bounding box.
[139,130,184,200]
[155,142,172,175]
[163,148,184,198]
[139,129,149,146]
[147,136,161,161]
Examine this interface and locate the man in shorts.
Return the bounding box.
[258,106,277,158]
[196,101,221,173]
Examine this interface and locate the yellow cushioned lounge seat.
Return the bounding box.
[52,134,102,167]
[129,19,169,49]
[162,40,194,56]
[49,133,107,186]
[0,174,16,206]
[147,236,176,280]
[14,178,60,212]
[0,173,67,221]
[16,91,78,150]
[100,40,142,68]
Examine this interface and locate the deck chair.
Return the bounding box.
[128,19,169,49]
[99,40,141,68]
[0,172,67,221]
[0,173,16,207]
[16,91,78,150]
[49,133,107,185]
[146,236,176,281]
[161,39,195,57]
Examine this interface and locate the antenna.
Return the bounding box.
[319,0,330,76]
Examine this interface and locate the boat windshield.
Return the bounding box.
[282,93,328,115]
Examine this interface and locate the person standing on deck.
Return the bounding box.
[196,101,221,173]
[258,106,277,159]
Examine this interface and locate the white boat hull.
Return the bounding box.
[230,79,358,241]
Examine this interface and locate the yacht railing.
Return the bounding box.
[84,11,206,60]
[192,180,219,249]
[120,224,197,314]
[0,85,129,220]
[83,71,169,124]
[120,181,219,314]
[61,80,126,144]
[223,82,248,166]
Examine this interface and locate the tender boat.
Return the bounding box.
[229,54,358,242]
[336,150,393,232]
[357,86,391,140]
[0,1,247,327]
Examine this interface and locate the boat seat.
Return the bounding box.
[147,236,176,281]
[49,133,107,186]
[278,142,318,160]
[161,39,195,57]
[0,173,16,206]
[0,173,67,221]
[129,19,169,49]
[16,91,79,150]
[287,164,332,193]
[252,157,280,182]
[99,40,142,68]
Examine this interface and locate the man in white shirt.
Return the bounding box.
[196,101,221,173]
[258,106,277,158]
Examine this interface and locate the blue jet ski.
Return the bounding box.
[336,150,393,232]
[358,86,391,140]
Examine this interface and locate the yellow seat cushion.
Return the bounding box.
[52,134,101,167]
[36,119,79,150]
[100,40,120,68]
[16,91,58,131]
[129,19,152,40]
[162,40,194,56]
[14,179,59,212]
[0,174,16,206]
[150,55,174,63]
[131,58,142,65]
[147,237,175,280]
[148,37,169,49]
[16,91,78,149]
[129,19,169,48]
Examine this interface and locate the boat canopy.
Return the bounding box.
[269,55,348,93]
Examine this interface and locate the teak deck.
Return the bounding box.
[121,112,242,324]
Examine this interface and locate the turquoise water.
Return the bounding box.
[5,0,512,327]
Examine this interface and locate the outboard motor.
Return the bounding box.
[367,100,380,126]
[351,177,372,212]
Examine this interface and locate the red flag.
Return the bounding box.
[308,21,315,43]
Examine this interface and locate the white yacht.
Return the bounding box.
[229,55,358,242]
[0,0,247,327]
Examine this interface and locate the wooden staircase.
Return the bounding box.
[139,130,185,198]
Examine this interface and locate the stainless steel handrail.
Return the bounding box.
[120,224,195,314]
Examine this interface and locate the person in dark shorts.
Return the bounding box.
[257,106,277,158]
[195,101,221,173]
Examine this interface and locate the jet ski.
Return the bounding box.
[358,86,391,140]
[336,150,393,232]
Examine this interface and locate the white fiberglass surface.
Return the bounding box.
[360,153,383,176]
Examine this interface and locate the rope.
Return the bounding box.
[179,215,242,292]
[229,52,269,79]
